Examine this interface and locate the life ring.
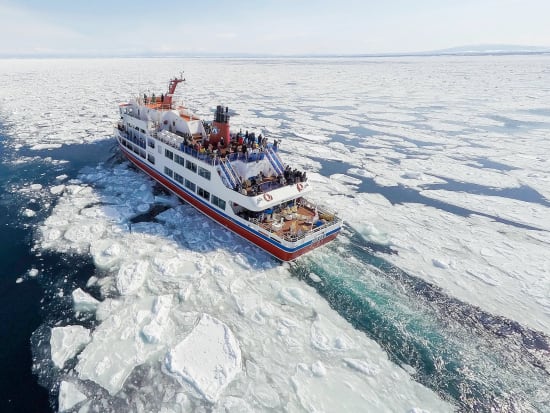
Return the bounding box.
[263,193,273,201]
[296,183,304,192]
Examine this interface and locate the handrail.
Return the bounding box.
[265,147,284,175]
[219,160,237,189]
[223,159,240,187]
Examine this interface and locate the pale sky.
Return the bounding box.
[1,0,549,56]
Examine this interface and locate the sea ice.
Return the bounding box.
[31,143,62,150]
[35,158,451,412]
[22,208,36,217]
[116,260,149,296]
[75,295,175,395]
[165,313,242,403]
[50,325,91,369]
[58,381,87,412]
[50,184,65,195]
[72,288,99,313]
[19,57,540,410]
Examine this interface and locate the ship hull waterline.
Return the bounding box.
[119,144,340,261]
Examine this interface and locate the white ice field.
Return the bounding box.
[1,56,549,411]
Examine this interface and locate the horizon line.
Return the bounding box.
[2,45,550,60]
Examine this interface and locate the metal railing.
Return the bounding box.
[219,159,238,189]
[265,147,284,175]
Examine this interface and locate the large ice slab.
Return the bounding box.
[75,295,174,395]
[50,325,91,369]
[58,381,87,412]
[165,313,242,403]
[72,288,99,313]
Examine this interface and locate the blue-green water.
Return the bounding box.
[291,236,550,411]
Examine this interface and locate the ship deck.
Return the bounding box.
[255,204,338,241]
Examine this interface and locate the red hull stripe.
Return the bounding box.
[119,144,340,260]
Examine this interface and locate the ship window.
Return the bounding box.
[165,149,174,160]
[174,172,184,184]
[198,166,211,180]
[164,167,173,178]
[148,139,155,148]
[174,154,185,166]
[139,149,146,159]
[147,153,155,164]
[186,160,197,173]
[197,186,210,201]
[211,195,226,210]
[185,179,195,192]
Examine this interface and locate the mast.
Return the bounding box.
[164,73,185,108]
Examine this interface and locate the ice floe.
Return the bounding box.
[50,325,91,369]
[58,381,87,412]
[22,208,36,217]
[165,313,242,403]
[75,295,175,395]
[72,288,99,313]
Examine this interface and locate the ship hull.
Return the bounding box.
[119,143,340,261]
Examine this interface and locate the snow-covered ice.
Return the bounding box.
[72,288,99,313]
[22,208,36,217]
[3,56,549,410]
[165,313,242,403]
[58,381,87,412]
[50,325,91,369]
[33,162,451,411]
[75,295,175,395]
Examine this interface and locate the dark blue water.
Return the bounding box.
[0,135,113,412]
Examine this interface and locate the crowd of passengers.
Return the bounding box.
[170,126,308,195]
[179,128,279,159]
[234,164,308,196]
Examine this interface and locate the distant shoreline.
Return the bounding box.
[1,51,550,59]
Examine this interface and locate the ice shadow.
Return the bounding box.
[313,157,547,230]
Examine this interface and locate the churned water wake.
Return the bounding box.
[291,228,550,412]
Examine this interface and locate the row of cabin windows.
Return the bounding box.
[126,121,145,135]
[162,167,225,211]
[121,137,146,160]
[164,148,210,180]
